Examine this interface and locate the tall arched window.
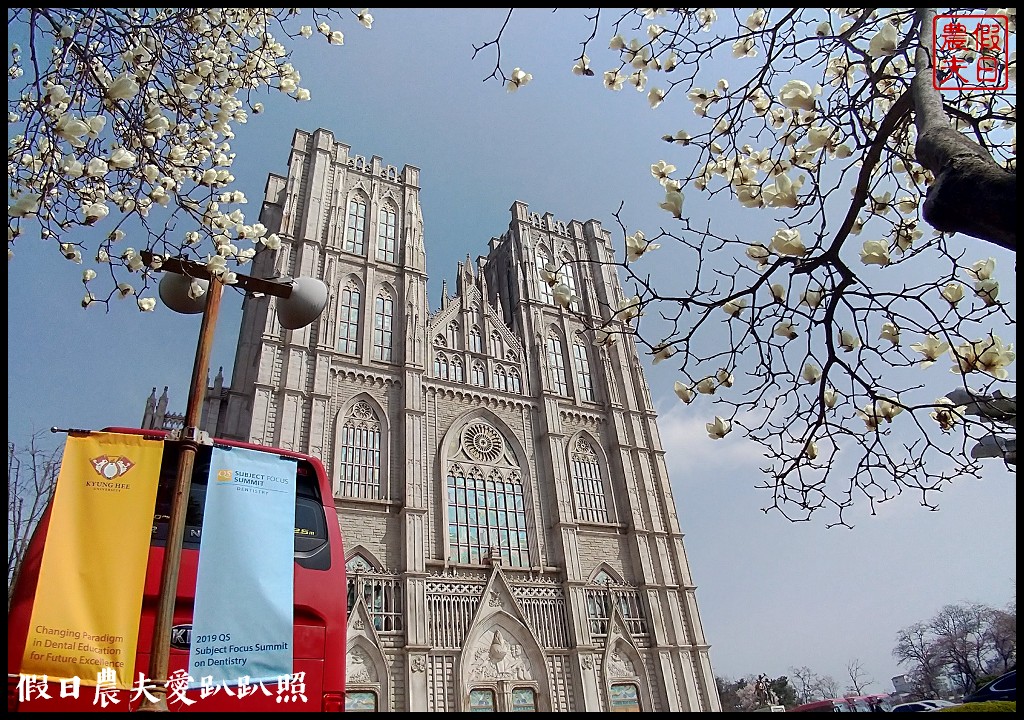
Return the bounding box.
[508,368,522,394]
[471,361,486,387]
[434,352,450,380]
[451,356,465,383]
[447,421,529,567]
[573,335,595,402]
[562,257,580,308]
[547,332,568,395]
[571,437,608,523]
[493,365,508,392]
[344,197,368,255]
[469,326,483,354]
[373,292,394,362]
[338,283,361,355]
[536,246,554,305]
[376,205,397,263]
[446,321,460,350]
[339,401,382,499]
[489,331,504,358]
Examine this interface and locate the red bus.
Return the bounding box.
[8,428,347,712]
[789,698,856,712]
[789,694,892,712]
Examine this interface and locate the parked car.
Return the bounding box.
[891,699,958,712]
[961,669,1016,704]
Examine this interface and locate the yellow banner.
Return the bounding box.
[20,432,162,688]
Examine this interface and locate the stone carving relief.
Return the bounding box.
[348,646,377,683]
[469,629,533,682]
[606,648,635,678]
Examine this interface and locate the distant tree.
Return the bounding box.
[894,601,1017,695]
[815,674,842,699]
[789,665,823,704]
[715,676,745,712]
[846,657,875,695]
[473,7,1017,527]
[894,621,949,699]
[983,602,1017,673]
[7,432,60,608]
[770,675,799,708]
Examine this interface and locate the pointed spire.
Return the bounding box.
[441,279,450,309]
[143,388,157,429]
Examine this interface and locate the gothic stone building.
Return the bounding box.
[143,127,721,712]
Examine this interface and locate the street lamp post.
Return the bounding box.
[136,254,325,711]
[944,387,1017,465]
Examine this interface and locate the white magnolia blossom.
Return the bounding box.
[965,257,996,282]
[930,397,963,432]
[540,262,560,287]
[625,230,660,262]
[604,69,626,91]
[716,368,735,388]
[910,334,950,368]
[974,278,999,305]
[706,416,732,439]
[804,440,819,460]
[673,381,695,404]
[823,387,839,409]
[651,341,677,364]
[659,188,684,218]
[572,54,591,76]
[859,240,891,266]
[770,283,786,302]
[839,329,861,352]
[746,243,770,267]
[868,20,899,57]
[695,377,717,395]
[651,160,676,182]
[770,227,806,256]
[614,296,642,322]
[722,298,747,317]
[856,397,903,431]
[82,202,109,225]
[949,336,1016,380]
[137,295,156,311]
[594,328,616,348]
[777,79,821,111]
[802,362,821,384]
[800,289,823,310]
[879,322,900,345]
[357,9,373,29]
[552,282,576,309]
[762,173,804,208]
[774,320,797,340]
[940,282,965,306]
[507,67,532,92]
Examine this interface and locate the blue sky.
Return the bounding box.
[7,9,1016,693]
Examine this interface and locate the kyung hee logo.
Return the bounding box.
[89,455,135,480]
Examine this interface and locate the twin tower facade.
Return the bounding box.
[148,127,722,711]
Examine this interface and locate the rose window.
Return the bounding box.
[462,423,504,463]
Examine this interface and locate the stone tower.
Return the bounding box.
[198,127,720,712]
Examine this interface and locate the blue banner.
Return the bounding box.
[188,446,297,686]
